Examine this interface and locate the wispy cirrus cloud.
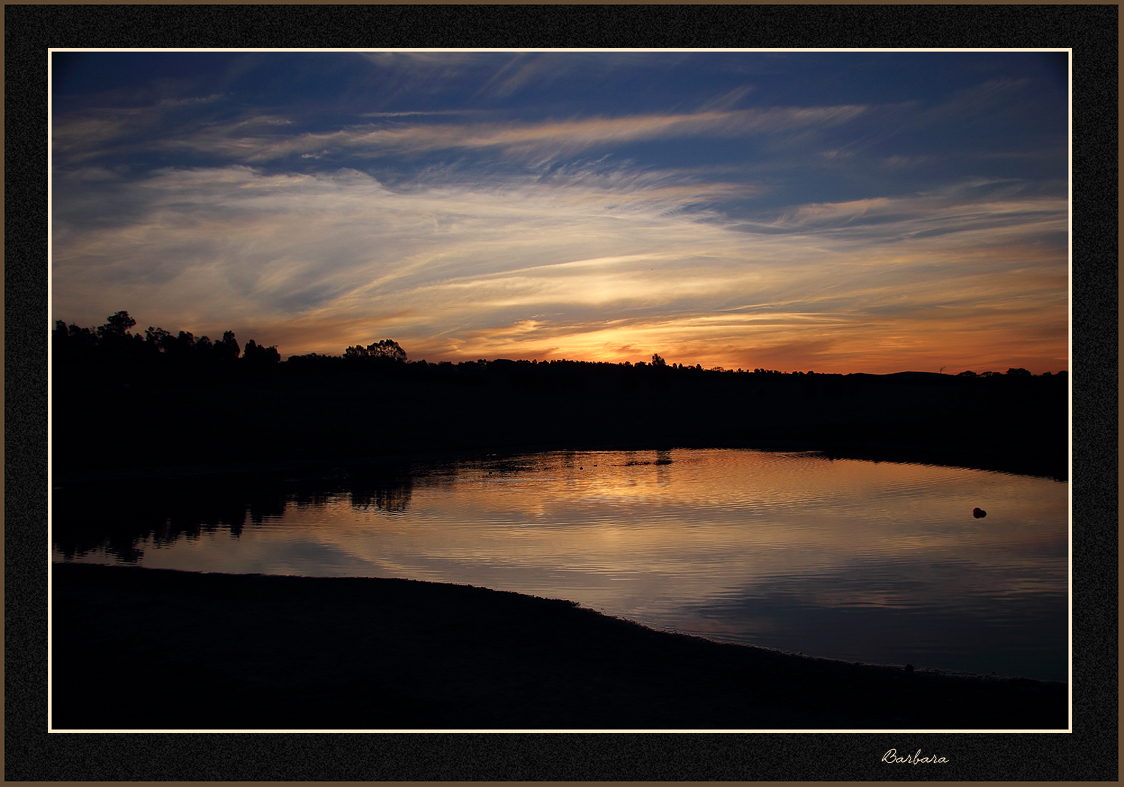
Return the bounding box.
[368,105,867,155]
[475,54,564,100]
[52,159,1066,373]
[56,104,869,167]
[763,183,1067,243]
[914,77,1034,128]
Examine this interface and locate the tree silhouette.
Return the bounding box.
[243,339,280,365]
[145,326,172,350]
[345,339,407,363]
[97,311,136,339]
[217,331,240,360]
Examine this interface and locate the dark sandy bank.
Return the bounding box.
[51,563,1066,731]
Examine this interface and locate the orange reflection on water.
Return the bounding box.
[54,449,1069,678]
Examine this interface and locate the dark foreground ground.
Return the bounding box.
[51,563,1067,731]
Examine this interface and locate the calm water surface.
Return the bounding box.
[53,449,1069,681]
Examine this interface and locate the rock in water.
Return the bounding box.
[973,507,987,519]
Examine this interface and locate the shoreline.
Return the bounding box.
[53,366,1070,485]
[50,437,1067,489]
[51,562,1068,731]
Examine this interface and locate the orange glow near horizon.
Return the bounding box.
[91,304,1068,377]
[245,302,1068,375]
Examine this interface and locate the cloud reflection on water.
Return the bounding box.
[52,449,1068,679]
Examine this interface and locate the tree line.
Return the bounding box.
[54,310,1065,386]
[50,312,1069,483]
[53,311,281,368]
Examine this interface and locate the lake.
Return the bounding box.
[51,448,1069,681]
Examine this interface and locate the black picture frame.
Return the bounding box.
[9,4,1116,781]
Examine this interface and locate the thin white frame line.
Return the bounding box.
[46,46,1075,736]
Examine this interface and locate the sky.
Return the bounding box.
[50,50,1070,373]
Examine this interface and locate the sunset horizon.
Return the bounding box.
[51,50,1070,375]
